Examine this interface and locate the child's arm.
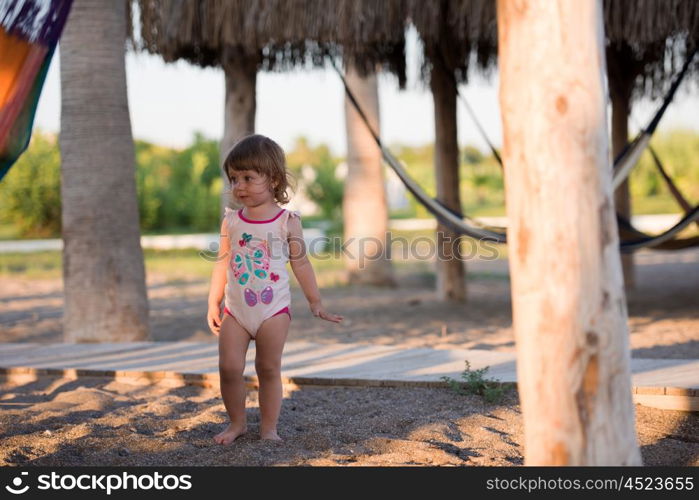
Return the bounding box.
[288,215,343,323]
[206,217,231,335]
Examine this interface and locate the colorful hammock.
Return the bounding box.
[0,0,73,181]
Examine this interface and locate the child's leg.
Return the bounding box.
[214,314,252,445]
[254,312,291,440]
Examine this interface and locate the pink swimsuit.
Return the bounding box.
[223,206,300,338]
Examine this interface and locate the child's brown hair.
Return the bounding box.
[222,134,294,204]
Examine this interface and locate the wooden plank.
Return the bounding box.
[633,394,699,412]
[1,364,696,411]
[0,342,696,395]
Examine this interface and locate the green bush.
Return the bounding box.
[0,131,226,238]
[441,360,509,404]
[135,132,222,233]
[2,129,696,240]
[287,137,344,236]
[0,131,62,238]
[631,130,699,204]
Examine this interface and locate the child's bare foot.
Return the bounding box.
[260,429,282,441]
[213,423,247,445]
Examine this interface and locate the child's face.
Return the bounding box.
[230,169,274,205]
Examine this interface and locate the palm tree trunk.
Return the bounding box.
[429,53,465,302]
[497,0,641,465]
[220,54,257,213]
[343,64,395,286]
[60,0,149,342]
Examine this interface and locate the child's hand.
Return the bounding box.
[310,300,344,323]
[207,304,223,335]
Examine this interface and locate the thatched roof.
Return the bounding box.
[407,0,497,84]
[604,0,699,99]
[407,0,698,96]
[331,0,408,86]
[605,0,699,45]
[134,0,698,100]
[135,0,407,84]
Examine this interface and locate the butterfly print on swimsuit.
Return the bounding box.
[230,238,274,306]
[231,238,270,284]
[238,232,252,247]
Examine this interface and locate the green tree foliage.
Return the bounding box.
[463,145,484,165]
[461,153,503,207]
[631,130,699,209]
[0,131,61,237]
[287,136,344,231]
[135,132,221,232]
[392,143,435,219]
[1,130,697,239]
[1,131,224,238]
[394,142,505,217]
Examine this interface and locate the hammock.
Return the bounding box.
[617,206,699,252]
[0,0,73,181]
[450,48,699,251]
[612,48,698,190]
[450,48,698,192]
[613,124,699,252]
[332,58,507,243]
[333,48,698,251]
[608,54,699,252]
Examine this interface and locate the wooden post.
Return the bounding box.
[429,49,466,302]
[343,64,396,286]
[607,45,637,290]
[497,0,642,465]
[220,53,258,214]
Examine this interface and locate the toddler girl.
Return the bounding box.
[206,134,343,444]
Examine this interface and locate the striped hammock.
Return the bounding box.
[0,0,72,181]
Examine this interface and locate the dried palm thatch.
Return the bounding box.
[135,0,407,84]
[331,0,408,86]
[408,0,497,84]
[604,0,699,99]
[407,0,698,95]
[605,0,699,45]
[133,1,698,97]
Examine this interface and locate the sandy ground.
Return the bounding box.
[0,248,697,465]
[1,377,697,466]
[2,248,697,358]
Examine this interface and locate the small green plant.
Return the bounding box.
[441,360,508,404]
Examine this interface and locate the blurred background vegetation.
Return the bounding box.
[1,128,698,240]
